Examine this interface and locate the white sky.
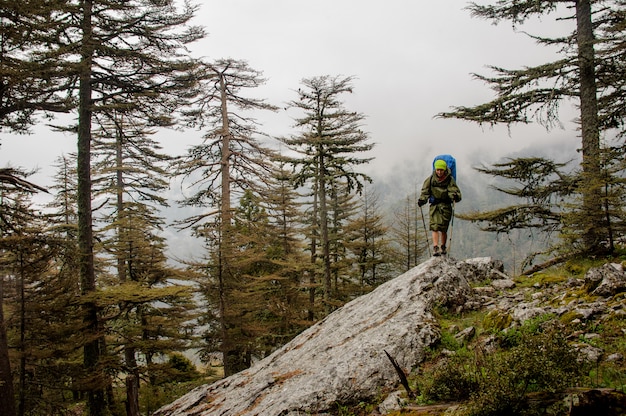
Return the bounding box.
[2,0,581,196]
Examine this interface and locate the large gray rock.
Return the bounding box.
[589,263,626,297]
[456,256,505,283]
[154,257,490,416]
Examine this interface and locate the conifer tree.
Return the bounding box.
[0,174,85,416]
[0,10,78,406]
[344,188,397,290]
[47,155,79,233]
[91,114,197,415]
[226,186,309,362]
[0,168,51,416]
[281,75,374,315]
[0,0,71,133]
[328,180,359,302]
[260,160,310,339]
[174,58,278,376]
[392,192,428,271]
[2,207,77,415]
[0,168,38,416]
[438,0,625,256]
[44,2,204,413]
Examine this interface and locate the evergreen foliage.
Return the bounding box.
[58,1,203,412]
[90,114,197,415]
[392,192,429,270]
[438,1,626,261]
[281,75,375,314]
[0,0,205,412]
[1,1,624,413]
[0,0,72,133]
[173,58,280,376]
[0,186,86,416]
[344,187,399,289]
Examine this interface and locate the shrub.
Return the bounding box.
[420,320,587,415]
[482,310,512,333]
[422,354,479,402]
[149,353,201,385]
[466,321,586,416]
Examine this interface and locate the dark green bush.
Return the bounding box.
[422,353,479,402]
[467,321,586,416]
[421,320,587,415]
[149,353,201,385]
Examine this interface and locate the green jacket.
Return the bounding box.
[418,170,461,231]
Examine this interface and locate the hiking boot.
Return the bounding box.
[441,245,447,255]
[433,246,440,257]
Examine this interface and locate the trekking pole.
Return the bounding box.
[419,205,431,257]
[448,202,455,255]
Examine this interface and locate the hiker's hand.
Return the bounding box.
[451,193,460,202]
[418,199,426,207]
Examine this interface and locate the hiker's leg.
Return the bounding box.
[432,231,439,247]
[440,231,448,255]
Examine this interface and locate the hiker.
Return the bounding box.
[418,158,462,256]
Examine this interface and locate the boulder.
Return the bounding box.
[590,263,626,297]
[491,279,516,290]
[456,257,504,283]
[154,257,489,416]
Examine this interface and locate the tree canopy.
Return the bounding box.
[439,0,626,260]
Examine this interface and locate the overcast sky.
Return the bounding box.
[2,0,580,196]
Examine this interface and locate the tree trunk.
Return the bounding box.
[308,169,319,321]
[78,1,105,413]
[124,348,140,416]
[114,122,140,416]
[318,153,332,314]
[115,118,127,283]
[218,73,237,376]
[0,279,16,416]
[576,0,604,253]
[17,256,25,416]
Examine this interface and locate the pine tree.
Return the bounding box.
[438,0,625,256]
[227,187,310,362]
[0,179,85,416]
[392,192,428,271]
[344,187,398,291]
[262,161,310,339]
[327,180,358,304]
[91,115,195,415]
[174,58,278,376]
[0,0,71,133]
[0,168,50,416]
[49,2,204,412]
[281,75,374,315]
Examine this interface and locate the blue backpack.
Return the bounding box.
[433,154,456,180]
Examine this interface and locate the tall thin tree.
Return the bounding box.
[52,2,203,412]
[437,0,625,256]
[175,58,278,376]
[282,75,374,314]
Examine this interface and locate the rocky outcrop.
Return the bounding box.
[586,263,626,297]
[155,258,626,416]
[477,261,626,328]
[155,257,484,416]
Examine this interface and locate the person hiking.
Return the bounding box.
[418,158,462,256]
